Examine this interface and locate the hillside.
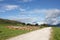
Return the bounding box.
[0,18,40,40]
[0,18,26,26]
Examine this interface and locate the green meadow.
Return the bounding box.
[51,27,60,40]
[0,24,30,40]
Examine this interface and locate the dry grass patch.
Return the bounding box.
[6,26,40,31]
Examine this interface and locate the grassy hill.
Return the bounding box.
[51,27,60,40]
[0,18,29,40]
[0,18,40,40]
[0,18,26,26]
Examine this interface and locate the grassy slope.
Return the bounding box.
[0,24,30,40]
[0,18,40,40]
[51,27,60,40]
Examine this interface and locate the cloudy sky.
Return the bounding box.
[0,0,60,25]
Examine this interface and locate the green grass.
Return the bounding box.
[51,27,60,40]
[0,24,30,40]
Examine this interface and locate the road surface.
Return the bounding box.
[7,27,52,40]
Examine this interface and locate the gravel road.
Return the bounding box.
[7,27,52,40]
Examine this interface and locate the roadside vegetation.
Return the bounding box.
[0,18,41,40]
[51,27,60,40]
[0,24,31,40]
[0,18,48,40]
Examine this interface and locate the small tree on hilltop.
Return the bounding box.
[35,23,38,26]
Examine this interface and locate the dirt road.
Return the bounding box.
[7,27,52,40]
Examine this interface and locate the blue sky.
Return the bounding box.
[0,0,60,25]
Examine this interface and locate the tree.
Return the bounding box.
[22,23,26,25]
[35,23,38,26]
[27,23,31,26]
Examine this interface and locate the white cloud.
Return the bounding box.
[1,7,60,25]
[7,15,38,24]
[17,18,35,23]
[0,5,20,12]
[21,9,60,18]
[0,5,27,11]
[20,9,60,25]
[44,9,60,25]
[45,9,60,18]
[0,5,19,13]
[4,5,19,10]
